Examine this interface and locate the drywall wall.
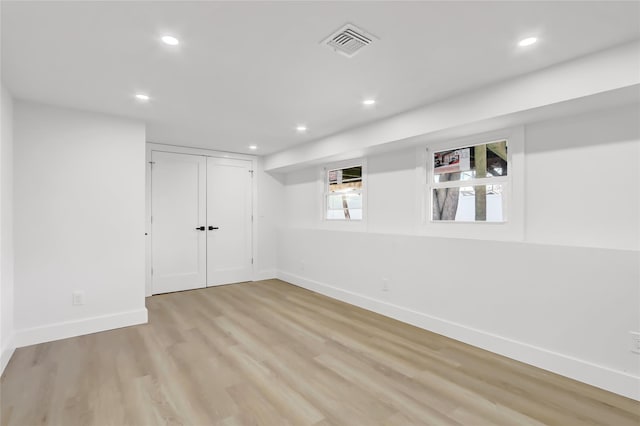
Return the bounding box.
[277,104,640,399]
[0,84,15,373]
[265,40,640,172]
[255,157,284,280]
[13,101,147,347]
[525,106,639,250]
[282,105,639,250]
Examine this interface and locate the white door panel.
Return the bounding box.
[151,151,207,294]
[207,157,253,286]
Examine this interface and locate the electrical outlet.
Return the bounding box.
[72,291,85,306]
[631,331,640,354]
[381,278,389,292]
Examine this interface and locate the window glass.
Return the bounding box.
[327,193,363,220]
[326,165,363,221]
[328,166,362,191]
[430,140,508,222]
[434,141,507,183]
[432,184,505,222]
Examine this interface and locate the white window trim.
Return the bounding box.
[416,127,524,241]
[319,158,368,231]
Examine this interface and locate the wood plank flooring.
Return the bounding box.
[1,279,639,425]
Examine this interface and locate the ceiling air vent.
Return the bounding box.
[322,24,376,58]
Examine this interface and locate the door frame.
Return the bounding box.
[146,142,258,297]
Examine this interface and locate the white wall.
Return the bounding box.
[276,104,640,399]
[13,101,147,347]
[526,107,639,250]
[255,158,284,280]
[0,84,15,374]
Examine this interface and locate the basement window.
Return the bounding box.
[430,140,508,222]
[325,164,363,220]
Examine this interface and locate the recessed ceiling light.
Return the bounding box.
[135,94,150,101]
[248,145,258,150]
[518,37,538,47]
[161,35,180,46]
[296,125,307,132]
[362,99,376,106]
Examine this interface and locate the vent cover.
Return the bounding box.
[322,24,376,58]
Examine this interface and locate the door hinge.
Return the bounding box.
[149,161,155,168]
[251,258,254,265]
[151,267,154,276]
[150,216,153,224]
[249,169,254,176]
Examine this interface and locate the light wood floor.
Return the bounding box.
[1,280,638,425]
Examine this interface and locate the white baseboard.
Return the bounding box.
[1,334,16,376]
[13,308,148,349]
[278,270,640,401]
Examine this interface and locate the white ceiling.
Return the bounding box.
[2,1,639,155]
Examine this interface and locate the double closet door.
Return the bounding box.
[151,151,253,294]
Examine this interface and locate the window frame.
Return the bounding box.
[321,158,367,224]
[418,127,524,241]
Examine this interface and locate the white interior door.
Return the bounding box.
[151,151,207,294]
[206,157,253,286]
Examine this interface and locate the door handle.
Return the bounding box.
[195,226,206,231]
[208,226,219,230]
